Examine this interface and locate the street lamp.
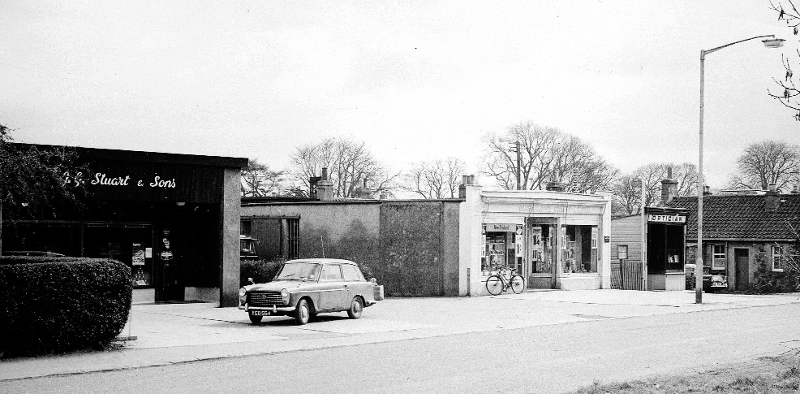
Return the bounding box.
[696,35,784,304]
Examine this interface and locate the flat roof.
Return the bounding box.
[11,143,249,168]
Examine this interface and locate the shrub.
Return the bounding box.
[240,258,284,287]
[0,256,132,357]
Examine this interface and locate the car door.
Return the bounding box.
[317,264,349,312]
[342,263,373,303]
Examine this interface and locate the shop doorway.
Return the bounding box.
[156,227,184,302]
[735,248,750,291]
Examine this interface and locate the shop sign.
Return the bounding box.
[160,250,173,260]
[485,223,516,232]
[647,214,686,223]
[63,171,178,189]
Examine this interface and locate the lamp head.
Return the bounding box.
[762,38,785,48]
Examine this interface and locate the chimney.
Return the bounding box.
[309,176,321,199]
[316,167,334,201]
[765,183,780,211]
[660,167,678,205]
[355,178,373,199]
[703,185,712,195]
[546,182,567,192]
[459,174,475,198]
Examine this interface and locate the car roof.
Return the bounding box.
[285,258,357,265]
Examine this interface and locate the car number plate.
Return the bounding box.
[251,310,271,316]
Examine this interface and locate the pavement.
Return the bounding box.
[1,289,799,382]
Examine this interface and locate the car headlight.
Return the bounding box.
[239,287,247,298]
[281,288,289,303]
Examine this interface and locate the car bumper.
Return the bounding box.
[239,304,296,313]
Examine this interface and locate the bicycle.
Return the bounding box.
[485,266,525,295]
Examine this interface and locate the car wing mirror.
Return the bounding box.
[247,277,255,285]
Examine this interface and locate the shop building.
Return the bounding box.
[610,175,689,291]
[610,207,688,291]
[459,178,613,295]
[1,145,247,306]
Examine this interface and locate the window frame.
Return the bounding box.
[712,244,726,270]
[772,245,784,272]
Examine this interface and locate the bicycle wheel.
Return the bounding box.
[486,275,504,295]
[510,275,525,294]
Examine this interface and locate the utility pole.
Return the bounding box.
[510,141,522,190]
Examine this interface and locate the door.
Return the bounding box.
[317,264,348,312]
[157,227,184,301]
[735,248,750,291]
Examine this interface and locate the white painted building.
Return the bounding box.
[459,180,612,296]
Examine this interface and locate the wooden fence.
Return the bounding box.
[611,261,643,290]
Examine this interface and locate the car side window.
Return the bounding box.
[320,264,343,281]
[342,265,364,282]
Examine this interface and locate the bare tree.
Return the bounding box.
[402,157,466,199]
[291,137,399,198]
[482,121,618,192]
[611,162,698,216]
[768,1,800,119]
[240,159,287,197]
[611,175,642,217]
[727,140,800,191]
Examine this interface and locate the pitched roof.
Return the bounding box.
[666,194,800,241]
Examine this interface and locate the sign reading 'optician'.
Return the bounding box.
[647,214,686,223]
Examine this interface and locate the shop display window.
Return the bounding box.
[481,225,519,273]
[84,224,153,288]
[562,225,598,274]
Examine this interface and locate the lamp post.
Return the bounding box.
[696,35,784,304]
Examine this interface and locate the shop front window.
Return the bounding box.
[562,225,598,274]
[481,224,519,273]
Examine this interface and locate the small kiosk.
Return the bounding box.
[643,206,688,291]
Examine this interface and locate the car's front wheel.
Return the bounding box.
[295,299,311,325]
[248,313,262,324]
[347,296,364,319]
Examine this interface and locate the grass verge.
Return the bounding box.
[572,353,800,394]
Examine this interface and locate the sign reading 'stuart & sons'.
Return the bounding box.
[92,172,177,188]
[63,171,177,189]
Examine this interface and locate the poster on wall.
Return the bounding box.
[132,243,145,266]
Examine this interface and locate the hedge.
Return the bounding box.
[0,257,132,357]
[240,259,284,287]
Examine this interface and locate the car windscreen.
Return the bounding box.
[275,262,321,281]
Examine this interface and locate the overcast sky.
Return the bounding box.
[2,1,799,189]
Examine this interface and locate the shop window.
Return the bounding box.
[772,245,784,272]
[562,225,597,274]
[482,224,519,273]
[712,245,726,270]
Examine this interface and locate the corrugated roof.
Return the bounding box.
[666,194,800,241]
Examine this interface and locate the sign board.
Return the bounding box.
[647,214,686,223]
[485,223,516,232]
[617,245,628,259]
